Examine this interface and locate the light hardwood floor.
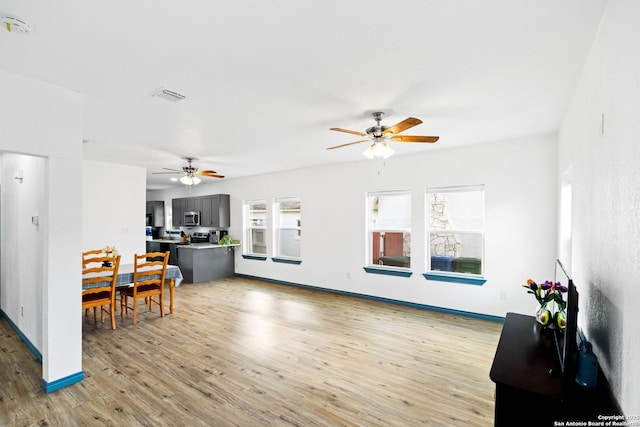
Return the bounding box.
[1,277,503,426]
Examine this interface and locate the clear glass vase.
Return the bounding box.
[535,304,554,328]
[554,308,567,329]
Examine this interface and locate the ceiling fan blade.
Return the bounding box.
[198,170,224,177]
[330,127,367,137]
[390,135,439,143]
[152,171,181,174]
[326,140,369,150]
[162,167,182,171]
[382,117,423,136]
[200,172,225,178]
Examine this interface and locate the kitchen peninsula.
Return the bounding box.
[177,243,237,283]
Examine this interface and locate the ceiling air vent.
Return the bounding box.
[152,87,186,103]
[1,16,33,34]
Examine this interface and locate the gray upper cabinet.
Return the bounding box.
[172,198,185,227]
[200,194,230,228]
[146,201,165,228]
[184,197,203,213]
[172,194,230,228]
[201,195,213,226]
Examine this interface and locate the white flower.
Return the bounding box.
[102,245,118,257]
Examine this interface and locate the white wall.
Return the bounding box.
[82,160,147,262]
[558,0,640,415]
[149,132,558,318]
[0,69,84,387]
[44,157,83,384]
[0,153,46,348]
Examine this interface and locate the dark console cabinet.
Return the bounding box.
[490,313,619,426]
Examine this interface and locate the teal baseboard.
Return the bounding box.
[1,309,85,393]
[234,274,505,323]
[41,371,85,394]
[0,308,42,362]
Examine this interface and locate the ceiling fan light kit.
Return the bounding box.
[363,139,394,159]
[180,175,201,186]
[328,111,439,160]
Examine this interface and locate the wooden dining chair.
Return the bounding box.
[120,251,169,324]
[83,248,108,319]
[82,254,121,329]
[82,249,103,268]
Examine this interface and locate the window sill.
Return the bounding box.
[363,265,413,278]
[272,257,302,265]
[242,254,267,261]
[423,271,486,286]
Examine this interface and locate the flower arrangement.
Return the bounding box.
[101,245,118,266]
[523,279,568,329]
[102,245,118,257]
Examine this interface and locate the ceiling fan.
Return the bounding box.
[153,157,224,185]
[328,112,439,159]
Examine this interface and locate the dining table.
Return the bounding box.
[82,264,183,314]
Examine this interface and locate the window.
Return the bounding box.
[366,191,412,275]
[244,200,267,257]
[426,186,485,284]
[273,197,301,262]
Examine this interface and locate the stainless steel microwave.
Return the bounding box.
[184,211,200,226]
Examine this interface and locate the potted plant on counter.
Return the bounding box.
[218,235,240,252]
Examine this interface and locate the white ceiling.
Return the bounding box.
[0,1,607,189]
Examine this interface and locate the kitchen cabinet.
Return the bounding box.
[201,196,212,226]
[177,244,235,283]
[184,197,203,213]
[172,198,185,227]
[146,240,181,266]
[146,241,161,253]
[146,201,164,228]
[200,194,230,228]
[172,194,230,228]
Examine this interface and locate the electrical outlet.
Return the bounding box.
[346,272,351,279]
[21,306,24,316]
[500,291,508,300]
